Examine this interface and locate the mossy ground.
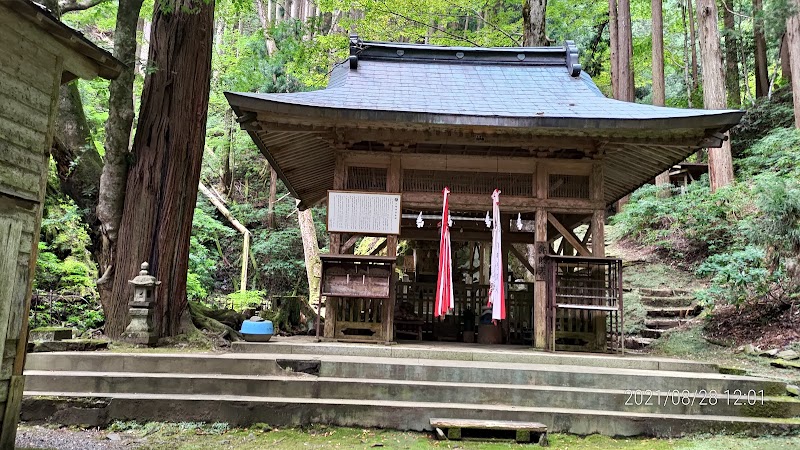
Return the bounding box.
[17,423,800,450]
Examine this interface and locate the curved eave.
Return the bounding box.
[225,91,744,133]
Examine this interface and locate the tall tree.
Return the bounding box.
[721,0,741,107]
[688,0,699,89]
[96,0,146,314]
[617,0,634,101]
[652,0,671,192]
[611,0,635,209]
[697,0,735,189]
[753,0,769,98]
[522,0,547,46]
[108,0,215,337]
[298,208,321,306]
[781,33,792,84]
[789,0,800,128]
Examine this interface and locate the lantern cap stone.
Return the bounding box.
[128,262,161,287]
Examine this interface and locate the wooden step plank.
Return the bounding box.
[429,418,547,431]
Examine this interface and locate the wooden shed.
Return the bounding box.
[0,1,121,446]
[226,36,742,352]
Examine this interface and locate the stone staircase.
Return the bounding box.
[20,342,800,437]
[628,288,702,349]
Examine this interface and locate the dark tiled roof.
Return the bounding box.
[229,38,741,127]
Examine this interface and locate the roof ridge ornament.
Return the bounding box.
[349,33,362,70]
[565,40,581,77]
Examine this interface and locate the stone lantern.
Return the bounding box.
[121,262,160,345]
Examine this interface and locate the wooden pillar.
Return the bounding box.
[383,154,401,342]
[534,208,548,349]
[323,153,347,338]
[533,162,548,349]
[591,162,605,256]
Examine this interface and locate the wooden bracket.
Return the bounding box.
[547,212,591,256]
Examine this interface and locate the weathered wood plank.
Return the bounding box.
[0,163,44,201]
[0,115,48,154]
[429,418,547,431]
[0,91,52,133]
[0,44,55,94]
[0,218,23,362]
[0,6,98,81]
[0,138,47,173]
[0,375,25,449]
[0,72,53,116]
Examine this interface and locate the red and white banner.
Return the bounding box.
[488,189,506,322]
[434,187,454,317]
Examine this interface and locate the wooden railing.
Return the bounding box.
[395,281,534,344]
[546,256,623,353]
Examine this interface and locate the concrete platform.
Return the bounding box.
[232,337,719,373]
[21,345,800,437]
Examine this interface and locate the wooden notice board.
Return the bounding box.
[327,191,401,235]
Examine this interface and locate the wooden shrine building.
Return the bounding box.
[0,1,122,447]
[226,36,743,352]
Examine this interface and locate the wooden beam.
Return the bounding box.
[546,213,591,257]
[402,192,602,213]
[508,245,536,276]
[401,227,535,244]
[340,234,361,254]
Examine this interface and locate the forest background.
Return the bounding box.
[33,0,800,345]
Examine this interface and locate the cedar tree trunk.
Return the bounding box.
[108,0,215,338]
[753,0,769,98]
[789,0,800,128]
[298,208,321,306]
[51,82,104,252]
[96,0,145,314]
[652,0,671,194]
[522,0,547,46]
[697,0,735,190]
[721,0,741,107]
[688,0,699,89]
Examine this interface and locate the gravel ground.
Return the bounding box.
[15,425,142,450]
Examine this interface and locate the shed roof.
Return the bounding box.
[226,37,744,209]
[12,0,123,80]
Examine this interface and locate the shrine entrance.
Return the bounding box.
[227,37,743,353]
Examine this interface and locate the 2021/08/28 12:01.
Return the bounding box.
[624,389,765,406]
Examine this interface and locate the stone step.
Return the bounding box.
[645,306,701,318]
[229,342,719,373]
[27,346,721,375]
[625,337,654,350]
[21,391,800,437]
[640,296,696,308]
[645,318,692,330]
[24,371,799,418]
[640,288,695,298]
[640,328,665,339]
[25,353,784,395]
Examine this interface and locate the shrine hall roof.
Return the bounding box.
[227,37,741,128]
[225,37,744,209]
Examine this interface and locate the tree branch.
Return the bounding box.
[60,0,109,13]
[369,0,482,46]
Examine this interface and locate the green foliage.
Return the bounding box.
[732,89,797,157]
[695,246,773,307]
[610,180,753,261]
[615,129,800,309]
[186,272,209,301]
[226,290,266,311]
[738,127,800,179]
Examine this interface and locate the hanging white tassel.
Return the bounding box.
[484,211,491,228]
[416,211,424,228]
[448,213,453,228]
[516,213,523,231]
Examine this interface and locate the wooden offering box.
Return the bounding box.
[320,254,396,299]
